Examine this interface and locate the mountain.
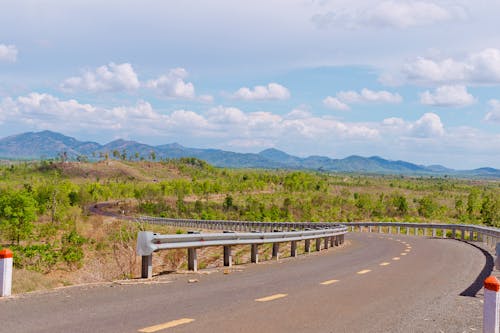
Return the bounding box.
[0,130,499,178]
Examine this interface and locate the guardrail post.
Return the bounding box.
[461,229,466,241]
[340,234,344,244]
[397,226,401,235]
[188,248,198,272]
[478,232,483,242]
[335,236,340,246]
[368,226,372,233]
[223,245,232,267]
[251,244,259,263]
[483,276,500,333]
[305,239,311,254]
[451,228,456,239]
[414,227,418,236]
[141,255,153,279]
[290,241,297,257]
[330,236,335,247]
[1,249,13,297]
[324,237,329,249]
[315,238,321,251]
[378,226,382,233]
[406,227,410,236]
[432,228,436,238]
[272,243,280,260]
[442,228,446,238]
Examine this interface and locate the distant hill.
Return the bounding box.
[0,130,499,178]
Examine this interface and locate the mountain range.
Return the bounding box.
[0,130,498,178]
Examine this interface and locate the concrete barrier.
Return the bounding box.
[483,276,500,333]
[0,248,13,297]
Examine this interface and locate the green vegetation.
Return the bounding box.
[0,158,499,290]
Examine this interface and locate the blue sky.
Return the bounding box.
[0,0,499,169]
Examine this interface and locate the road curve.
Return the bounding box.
[0,233,488,333]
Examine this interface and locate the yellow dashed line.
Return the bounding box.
[255,293,288,302]
[320,279,339,285]
[138,318,195,333]
[392,257,400,260]
[379,262,390,266]
[357,269,371,275]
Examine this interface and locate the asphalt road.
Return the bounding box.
[0,233,489,333]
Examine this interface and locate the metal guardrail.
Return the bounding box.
[138,216,344,231]
[136,223,347,278]
[136,215,500,279]
[345,222,500,249]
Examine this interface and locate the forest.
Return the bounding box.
[0,158,499,292]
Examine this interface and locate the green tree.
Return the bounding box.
[0,190,38,244]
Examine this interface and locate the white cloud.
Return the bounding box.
[0,44,18,62]
[323,96,350,110]
[411,113,445,137]
[338,89,402,104]
[232,83,290,101]
[312,1,462,30]
[381,112,444,138]
[402,48,500,85]
[61,62,140,93]
[324,88,402,110]
[485,99,500,123]
[146,68,195,99]
[420,85,475,107]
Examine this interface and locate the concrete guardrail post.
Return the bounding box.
[272,243,280,260]
[251,244,259,263]
[406,227,410,236]
[1,249,13,297]
[461,229,466,241]
[305,239,311,254]
[483,276,500,333]
[316,238,322,252]
[290,241,297,257]
[223,245,232,267]
[432,228,436,238]
[397,226,401,235]
[141,255,153,279]
[188,248,198,272]
[378,226,382,233]
[414,227,418,236]
[368,226,372,233]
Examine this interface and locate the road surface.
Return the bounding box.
[0,233,489,332]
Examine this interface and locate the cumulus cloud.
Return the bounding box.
[311,1,462,30]
[61,63,140,93]
[324,88,402,110]
[381,112,444,138]
[232,83,290,101]
[402,48,500,85]
[323,96,350,110]
[485,99,500,123]
[0,44,18,62]
[420,85,476,107]
[146,68,196,99]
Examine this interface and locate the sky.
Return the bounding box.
[0,0,499,169]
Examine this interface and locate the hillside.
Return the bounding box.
[1,130,499,178]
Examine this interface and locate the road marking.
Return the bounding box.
[255,293,288,302]
[392,257,400,260]
[320,279,339,285]
[400,253,407,256]
[138,318,195,332]
[357,269,371,275]
[379,262,390,266]
[404,249,411,252]
[406,246,412,249]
